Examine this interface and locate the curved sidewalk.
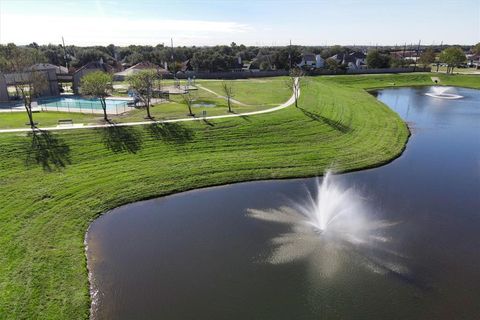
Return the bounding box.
[196,85,252,107]
[0,79,299,134]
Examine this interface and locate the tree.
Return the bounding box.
[221,81,234,113]
[271,46,302,70]
[390,57,408,68]
[320,45,344,59]
[127,70,159,119]
[439,47,466,74]
[181,90,196,116]
[80,71,113,121]
[325,58,339,71]
[285,68,304,108]
[259,60,271,71]
[74,48,111,67]
[418,48,436,68]
[5,47,48,128]
[472,43,480,55]
[366,50,391,69]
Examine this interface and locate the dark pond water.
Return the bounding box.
[87,86,480,320]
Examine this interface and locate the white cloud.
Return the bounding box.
[0,13,253,46]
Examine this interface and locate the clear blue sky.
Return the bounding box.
[0,0,478,46]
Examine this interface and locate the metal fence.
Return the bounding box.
[0,99,131,115]
[37,99,131,115]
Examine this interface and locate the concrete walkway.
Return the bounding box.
[0,79,299,134]
[196,85,252,107]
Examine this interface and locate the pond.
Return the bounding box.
[86,86,480,319]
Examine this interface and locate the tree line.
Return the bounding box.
[1,42,476,73]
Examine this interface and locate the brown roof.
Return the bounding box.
[115,61,170,77]
[75,61,113,74]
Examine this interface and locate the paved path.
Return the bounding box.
[196,85,252,107]
[0,79,299,134]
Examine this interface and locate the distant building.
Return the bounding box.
[179,59,193,73]
[298,53,324,69]
[28,63,68,74]
[114,61,170,80]
[390,50,419,62]
[466,54,480,68]
[72,59,113,94]
[0,68,60,101]
[329,52,366,69]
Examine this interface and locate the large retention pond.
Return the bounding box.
[87,86,480,319]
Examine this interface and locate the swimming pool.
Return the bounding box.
[38,96,134,114]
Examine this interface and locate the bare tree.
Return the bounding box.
[285,67,304,108]
[181,90,196,117]
[6,48,48,128]
[221,81,234,113]
[127,69,159,119]
[81,71,113,121]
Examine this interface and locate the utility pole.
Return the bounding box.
[413,40,421,71]
[288,39,292,69]
[171,38,176,77]
[62,36,68,69]
[436,41,443,72]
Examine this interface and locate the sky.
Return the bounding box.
[0,0,478,47]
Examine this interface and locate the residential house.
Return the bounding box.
[72,59,113,94]
[114,61,170,80]
[28,63,69,74]
[179,59,193,73]
[329,52,366,70]
[466,54,480,68]
[298,53,324,70]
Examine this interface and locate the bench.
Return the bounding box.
[58,119,73,126]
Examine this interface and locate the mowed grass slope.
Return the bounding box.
[0,74,478,319]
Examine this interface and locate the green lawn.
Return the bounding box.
[0,74,479,319]
[0,111,101,129]
[197,77,291,106]
[431,65,480,74]
[1,78,291,129]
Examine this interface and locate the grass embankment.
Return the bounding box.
[0,74,478,319]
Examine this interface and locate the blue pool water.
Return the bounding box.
[38,96,133,114]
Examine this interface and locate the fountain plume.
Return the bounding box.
[247,171,410,280]
[425,86,463,99]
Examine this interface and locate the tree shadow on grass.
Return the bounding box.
[230,110,252,122]
[299,107,352,133]
[25,129,71,171]
[202,118,215,127]
[146,122,195,144]
[98,123,143,154]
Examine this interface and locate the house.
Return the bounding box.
[298,53,324,69]
[230,56,244,72]
[28,63,69,74]
[179,59,193,73]
[329,52,366,69]
[0,69,60,100]
[390,50,420,62]
[114,61,170,80]
[466,54,480,68]
[72,59,113,94]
